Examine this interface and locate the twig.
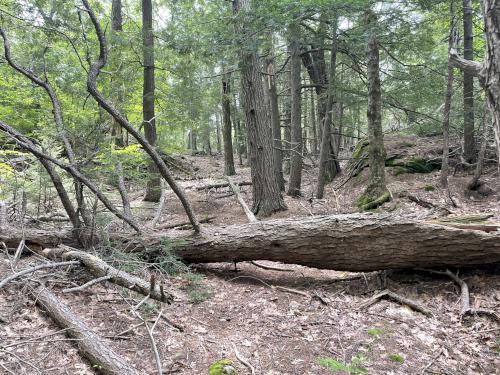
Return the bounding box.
[249,261,294,272]
[359,289,433,317]
[420,347,444,374]
[228,275,309,298]
[232,343,255,375]
[62,275,113,293]
[0,261,80,289]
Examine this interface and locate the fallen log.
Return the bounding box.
[2,214,500,272]
[195,180,252,191]
[29,285,141,375]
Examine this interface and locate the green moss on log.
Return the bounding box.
[356,191,391,211]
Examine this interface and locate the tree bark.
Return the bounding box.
[440,0,457,188]
[233,0,286,216]
[111,0,123,31]
[142,0,160,202]
[462,0,475,162]
[7,214,500,272]
[265,52,285,190]
[287,22,303,197]
[359,10,390,209]
[222,74,236,176]
[317,21,339,199]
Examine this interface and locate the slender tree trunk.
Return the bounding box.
[111,0,123,31]
[222,74,236,175]
[233,0,286,216]
[287,22,303,197]
[316,22,339,199]
[467,103,489,191]
[110,0,124,148]
[215,112,222,154]
[310,87,318,155]
[440,0,457,188]
[358,10,390,210]
[142,0,160,202]
[462,0,475,162]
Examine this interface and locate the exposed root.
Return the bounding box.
[359,289,433,317]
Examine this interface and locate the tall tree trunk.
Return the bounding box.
[316,22,339,199]
[265,52,285,191]
[462,0,476,162]
[222,74,236,176]
[111,0,123,31]
[310,87,318,155]
[216,112,222,154]
[440,0,457,188]
[358,10,390,210]
[233,0,286,216]
[142,0,160,202]
[287,22,303,197]
[467,102,490,191]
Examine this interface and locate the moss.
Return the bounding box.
[208,359,237,375]
[351,139,370,160]
[389,157,441,176]
[357,191,391,211]
[388,354,405,363]
[423,185,436,192]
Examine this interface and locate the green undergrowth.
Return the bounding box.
[318,356,368,374]
[208,359,237,374]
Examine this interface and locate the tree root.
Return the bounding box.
[359,289,433,317]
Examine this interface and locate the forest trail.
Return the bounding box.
[1,152,499,374]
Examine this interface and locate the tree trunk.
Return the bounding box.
[8,214,500,272]
[317,21,339,199]
[111,0,123,31]
[462,0,475,162]
[222,74,236,176]
[142,0,160,202]
[467,103,489,191]
[265,52,285,190]
[358,10,390,210]
[440,0,457,188]
[287,22,303,197]
[233,0,286,216]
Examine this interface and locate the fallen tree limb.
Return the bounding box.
[0,261,80,289]
[359,289,433,316]
[34,245,173,303]
[3,213,500,272]
[29,285,141,375]
[195,181,252,191]
[226,176,257,222]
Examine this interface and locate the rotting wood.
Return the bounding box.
[33,245,174,303]
[29,285,141,375]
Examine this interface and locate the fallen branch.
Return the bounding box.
[226,176,257,222]
[195,180,252,191]
[29,285,141,375]
[232,343,255,375]
[250,261,294,272]
[156,215,216,230]
[62,275,113,293]
[34,245,173,303]
[359,289,433,316]
[0,261,79,289]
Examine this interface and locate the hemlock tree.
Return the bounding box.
[462,0,475,162]
[287,21,303,197]
[232,0,286,216]
[357,9,390,211]
[142,0,160,202]
[222,73,236,176]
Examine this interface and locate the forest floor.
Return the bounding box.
[1,141,499,374]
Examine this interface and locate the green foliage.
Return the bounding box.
[388,158,441,176]
[388,354,405,364]
[318,356,368,374]
[208,359,237,375]
[423,184,436,192]
[367,328,387,337]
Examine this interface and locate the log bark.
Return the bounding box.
[30,285,141,375]
[4,214,500,272]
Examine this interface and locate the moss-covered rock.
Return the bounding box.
[208,359,237,375]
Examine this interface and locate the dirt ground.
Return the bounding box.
[1,152,499,374]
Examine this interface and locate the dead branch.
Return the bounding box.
[232,343,255,375]
[250,261,294,272]
[62,275,113,293]
[29,285,141,375]
[226,176,257,222]
[34,245,173,303]
[150,179,166,229]
[195,180,252,191]
[359,289,433,316]
[0,261,80,289]
[155,215,216,230]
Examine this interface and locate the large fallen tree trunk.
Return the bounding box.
[29,285,141,375]
[2,214,500,272]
